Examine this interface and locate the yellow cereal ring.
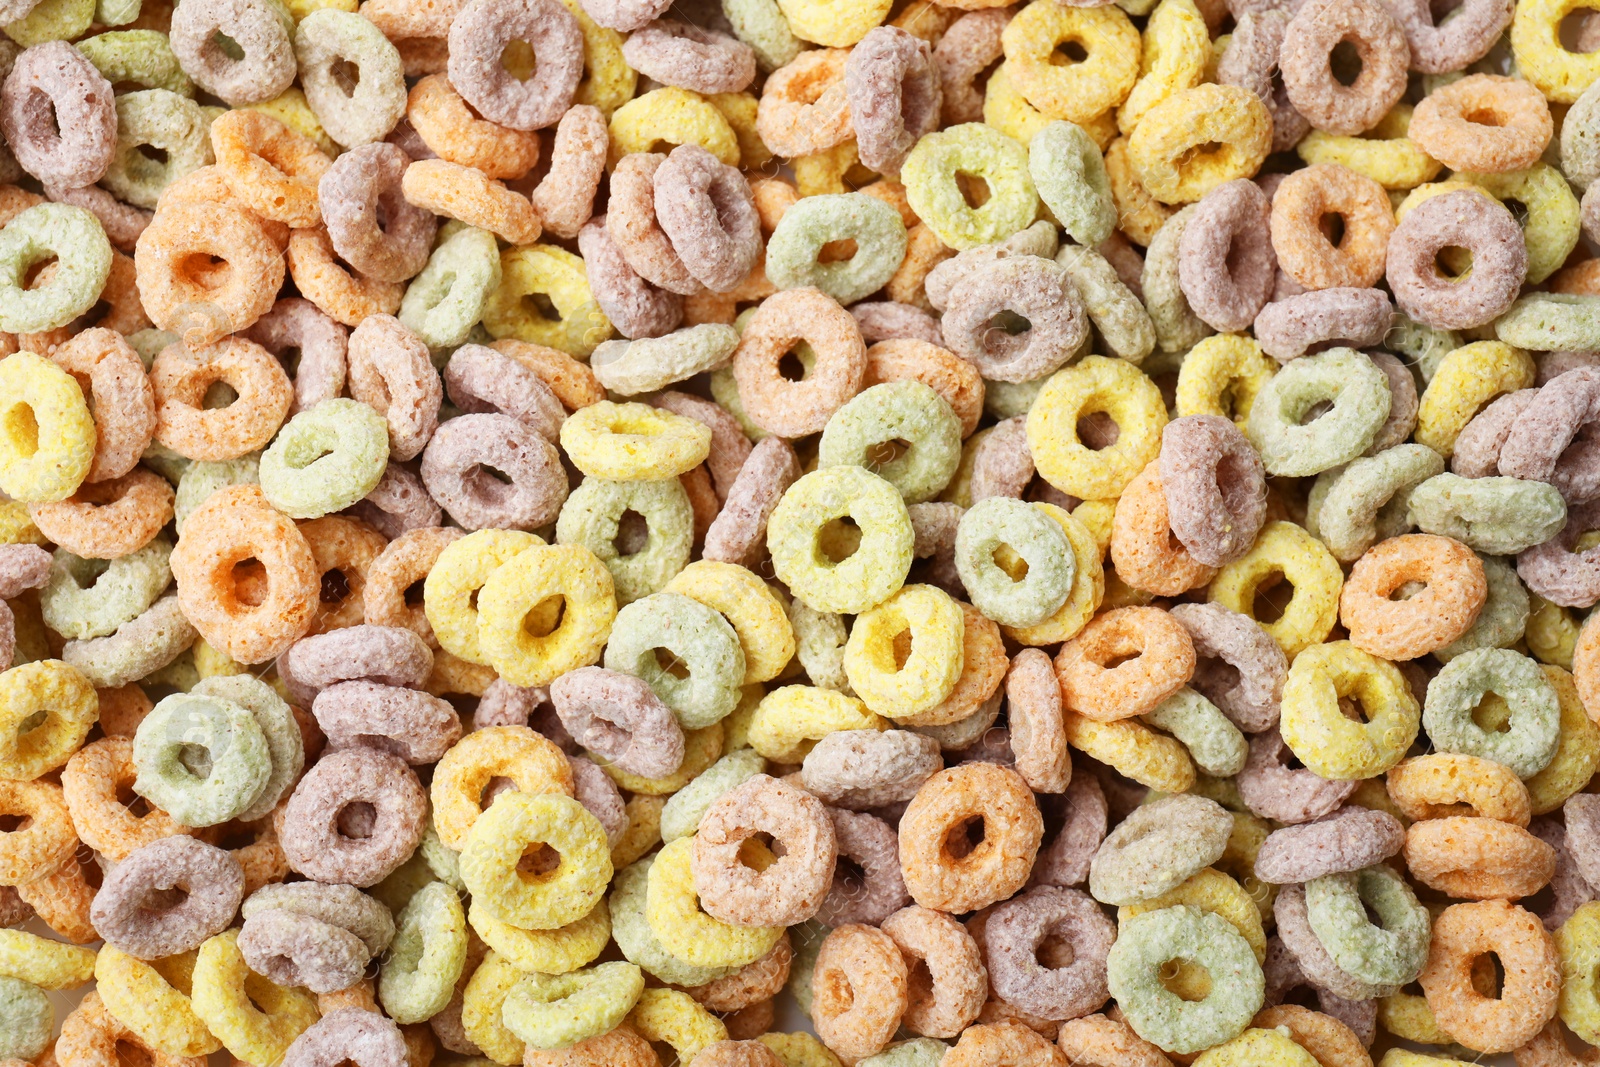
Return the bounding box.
[1126,83,1272,204]
[1296,105,1443,191]
[776,0,890,46]
[1459,164,1581,285]
[245,88,337,157]
[561,401,713,481]
[607,88,739,168]
[1193,1028,1319,1067]
[843,584,965,720]
[469,898,612,975]
[626,987,730,1064]
[708,91,771,170]
[759,1032,844,1067]
[1063,710,1196,793]
[0,659,96,781]
[1027,356,1167,500]
[1209,521,1343,658]
[95,947,219,1058]
[1000,1,1140,124]
[1004,503,1105,646]
[483,244,612,357]
[1414,341,1535,458]
[1528,593,1581,670]
[645,837,783,968]
[461,952,527,1066]
[423,529,544,666]
[191,929,320,1067]
[612,793,666,868]
[477,543,617,688]
[0,928,94,987]
[460,791,613,931]
[1280,641,1421,780]
[664,560,795,684]
[0,499,45,545]
[1559,901,1600,1045]
[598,722,724,795]
[430,725,575,850]
[1512,0,1600,103]
[1174,333,1276,427]
[1117,0,1208,134]
[0,351,96,503]
[557,0,635,117]
[748,685,887,762]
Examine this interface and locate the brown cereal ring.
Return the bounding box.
[133,200,285,347]
[969,416,1034,502]
[1338,534,1488,661]
[420,412,569,531]
[61,736,195,861]
[1219,9,1310,154]
[731,288,868,438]
[530,105,608,240]
[1029,772,1107,890]
[945,1023,1067,1067]
[651,391,752,503]
[445,343,565,442]
[346,314,442,462]
[755,50,854,160]
[1386,189,1527,331]
[1387,753,1531,825]
[150,338,293,461]
[1178,179,1277,334]
[211,109,332,229]
[702,436,802,567]
[243,299,349,417]
[879,904,986,1038]
[1404,816,1556,900]
[522,1023,658,1067]
[652,144,762,293]
[286,225,407,327]
[688,935,793,1012]
[1418,900,1559,1054]
[845,27,941,178]
[169,484,319,664]
[898,763,1043,913]
[935,9,1010,126]
[692,773,837,927]
[1499,366,1600,505]
[1410,74,1553,174]
[1254,805,1406,884]
[0,779,75,885]
[812,807,910,922]
[1269,164,1395,291]
[1054,607,1197,723]
[405,75,541,181]
[401,159,541,246]
[446,0,584,131]
[28,469,173,560]
[347,465,443,541]
[1005,648,1070,795]
[1056,1013,1170,1067]
[811,924,909,1064]
[47,328,155,484]
[1279,0,1410,136]
[318,142,438,284]
[863,338,984,439]
[167,0,296,105]
[1108,461,1219,597]
[1384,0,1511,72]
[577,216,684,341]
[1238,728,1359,824]
[607,152,704,296]
[278,745,428,887]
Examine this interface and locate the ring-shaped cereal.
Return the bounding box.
[470,896,612,976]
[0,351,95,504]
[1270,164,1395,291]
[754,50,852,159]
[406,75,540,179]
[1279,0,1409,136]
[402,160,542,247]
[1278,641,1419,781]
[766,193,908,307]
[501,961,644,1050]
[1175,334,1275,427]
[1512,0,1600,103]
[421,529,540,666]
[1310,444,1445,563]
[378,880,469,1024]
[1338,534,1488,661]
[901,123,1038,252]
[61,737,192,859]
[817,381,961,505]
[810,924,908,1063]
[477,543,617,688]
[730,288,867,439]
[1065,712,1196,795]
[0,658,95,782]
[1416,341,1537,458]
[48,328,155,484]
[603,592,745,729]
[555,477,693,606]
[646,836,784,968]
[1418,900,1559,1054]
[1109,461,1219,597]
[430,726,573,851]
[1463,164,1580,289]
[663,561,795,685]
[150,339,294,462]
[842,584,965,720]
[559,401,712,481]
[1424,646,1561,779]
[1410,74,1553,174]
[210,109,331,230]
[460,791,612,931]
[1026,356,1167,501]
[1053,607,1195,723]
[1387,753,1531,824]
[1295,104,1442,189]
[1406,815,1556,900]
[191,929,320,1067]
[0,204,112,336]
[766,466,914,616]
[397,225,502,350]
[897,763,1043,913]
[1208,521,1344,659]
[1126,85,1271,205]
[1000,2,1139,125]
[1385,190,1528,331]
[1245,349,1391,478]
[94,947,218,1057]
[955,497,1074,628]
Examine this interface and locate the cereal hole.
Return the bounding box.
[14,708,46,737]
[2,403,39,456]
[866,438,911,473]
[203,381,240,409]
[956,172,991,209]
[1251,573,1292,623]
[518,841,562,877]
[500,39,537,82]
[1434,247,1472,280]
[1160,957,1212,1000]
[479,775,517,810]
[330,56,361,95]
[403,577,427,607]
[1174,141,1228,173]
[777,346,808,382]
[819,238,858,263]
[1470,691,1513,734]
[1388,579,1427,601]
[116,778,151,817]
[232,558,268,607]
[319,566,352,605]
[1077,410,1121,449]
[210,31,246,62]
[522,595,566,638]
[891,626,913,669]
[1051,39,1089,65]
[1037,929,1076,969]
[337,800,378,838]
[178,744,213,778]
[0,812,31,832]
[819,966,856,1012]
[137,143,170,166]
[942,814,986,861]
[115,1038,154,1067]
[994,543,1029,581]
[615,509,650,555]
[1318,213,1346,247]
[652,646,691,680]
[819,515,863,564]
[1330,40,1363,86]
[521,291,562,323]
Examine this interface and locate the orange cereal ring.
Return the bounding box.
[17,846,97,942]
[903,601,1007,727]
[48,328,155,484]
[489,339,607,410]
[151,338,293,461]
[286,225,406,328]
[299,515,388,634]
[1409,74,1553,174]
[1056,1013,1170,1067]
[1403,816,1556,900]
[429,725,575,850]
[155,166,292,249]
[1054,607,1197,722]
[898,763,1043,913]
[222,816,291,897]
[1269,163,1395,291]
[134,199,287,347]
[1386,753,1532,825]
[211,109,333,229]
[944,1023,1067,1067]
[0,779,74,885]
[58,991,206,1067]
[886,223,955,307]
[523,1023,659,1067]
[1575,609,1600,722]
[402,159,542,246]
[1418,899,1559,1055]
[363,526,464,648]
[863,338,984,438]
[61,736,194,860]
[1338,534,1488,661]
[169,484,319,665]
[1250,1005,1369,1067]
[406,75,542,180]
[811,924,909,1064]
[754,49,853,159]
[95,683,151,738]
[1108,461,1218,597]
[27,469,173,560]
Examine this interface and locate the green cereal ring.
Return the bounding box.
[610,858,736,986]
[1106,905,1264,1055]
[132,690,272,827]
[1388,313,1460,385]
[1462,164,1579,286]
[78,31,194,95]
[817,381,962,504]
[902,122,1040,252]
[1435,554,1529,663]
[1029,121,1115,247]
[175,453,260,533]
[192,674,303,823]
[420,818,465,892]
[859,1038,950,1067]
[710,363,769,442]
[602,591,745,729]
[983,375,1051,421]
[769,465,915,614]
[401,226,504,350]
[659,748,766,841]
[5,0,93,47]
[788,597,851,692]
[1496,294,1600,352]
[39,538,171,640]
[64,593,196,689]
[0,204,110,333]
[1245,348,1392,477]
[554,477,694,606]
[786,919,830,1016]
[590,325,740,397]
[501,961,644,1050]
[259,398,389,519]
[293,9,405,149]
[1310,444,1446,562]
[95,0,142,27]
[0,976,50,1060]
[1406,473,1568,555]
[953,496,1073,628]
[1423,647,1561,778]
[1055,243,1158,364]
[765,193,909,307]
[1143,687,1249,778]
[379,880,469,1024]
[102,90,212,210]
[722,0,801,70]
[1141,207,1212,356]
[1089,794,1233,906]
[1303,864,1429,987]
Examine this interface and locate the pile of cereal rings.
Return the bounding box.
[12,0,1600,1064]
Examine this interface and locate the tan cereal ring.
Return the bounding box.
[530,105,609,240]
[405,74,542,180]
[730,288,867,438]
[151,338,293,461]
[27,469,174,560]
[1054,606,1197,722]
[133,199,286,347]
[299,515,388,634]
[402,159,542,246]
[754,50,854,160]
[1250,1005,1370,1067]
[211,108,333,229]
[286,226,406,328]
[47,327,155,484]
[1269,163,1395,291]
[880,904,988,1039]
[1055,1013,1170,1067]
[811,924,910,1064]
[363,526,465,647]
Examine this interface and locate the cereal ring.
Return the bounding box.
[132,689,271,827]
[1407,473,1568,555]
[1270,165,1394,291]
[1246,349,1391,477]
[768,466,913,616]
[1026,356,1167,501]
[940,256,1088,384]
[691,773,835,927]
[1238,728,1358,825]
[999,3,1138,125]
[191,929,320,1066]
[477,543,616,688]
[898,763,1042,912]
[766,193,908,306]
[90,836,244,959]
[1177,180,1276,334]
[1255,806,1405,884]
[447,0,582,130]
[420,413,568,532]
[279,745,427,887]
[1160,414,1267,568]
[985,886,1114,1021]
[1279,0,1409,136]
[1386,190,1527,330]
[1125,84,1271,205]
[1423,647,1561,779]
[0,41,116,190]
[1338,534,1488,661]
[1418,900,1558,1054]
[319,143,435,284]
[844,27,940,178]
[1107,905,1264,1055]
[811,925,908,1063]
[1253,288,1395,363]
[397,225,502,349]
[0,779,74,885]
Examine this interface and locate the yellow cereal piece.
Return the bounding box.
[561,401,713,482]
[1126,84,1272,204]
[0,929,94,988]
[645,837,783,968]
[1105,135,1175,245]
[461,952,528,1066]
[469,898,612,975]
[460,792,613,931]
[1414,341,1536,458]
[557,0,635,117]
[1501,665,1598,814]
[611,793,666,868]
[191,929,320,1067]
[748,684,887,762]
[1063,710,1196,793]
[1296,105,1442,190]
[0,659,97,781]
[1001,1,1141,125]
[1378,993,1456,1046]
[423,529,544,666]
[1216,812,1277,922]
[477,543,617,688]
[1117,0,1208,134]
[95,947,220,1058]
[1027,356,1167,501]
[4,0,92,47]
[983,62,1051,147]
[1280,641,1421,780]
[483,244,612,357]
[627,987,730,1064]
[1528,593,1581,670]
[431,726,575,850]
[1512,0,1600,103]
[1005,503,1104,646]
[284,0,357,18]
[1459,164,1581,285]
[1560,902,1600,1046]
[775,0,890,45]
[794,140,863,198]
[1069,499,1115,559]
[245,87,338,157]
[192,638,247,679]
[503,960,644,1050]
[843,583,965,720]
[0,499,45,545]
[708,91,771,171]
[664,560,795,683]
[0,351,95,503]
[597,721,724,795]
[759,1032,845,1067]
[607,88,739,168]
[1194,1029,1319,1067]
[1209,521,1343,658]
[1175,333,1276,427]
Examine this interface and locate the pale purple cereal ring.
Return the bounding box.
[1500,367,1600,502]
[852,302,943,347]
[1517,499,1600,606]
[1529,817,1596,931]
[1568,793,1600,891]
[609,153,704,296]
[1262,937,1379,1047]
[1452,389,1538,478]
[245,298,349,415]
[622,20,756,95]
[940,257,1087,384]
[282,1008,409,1067]
[1382,0,1511,74]
[1365,350,1420,455]
[845,27,942,179]
[1,41,117,188]
[653,144,762,294]
[446,0,584,130]
[1028,771,1107,889]
[313,680,463,764]
[0,885,33,928]
[169,0,297,105]
[279,746,428,886]
[1386,190,1526,331]
[549,666,686,779]
[319,142,438,284]
[984,885,1114,1022]
[800,730,944,811]
[89,836,244,958]
[956,726,1014,769]
[243,881,395,953]
[444,344,566,442]
[970,416,1035,503]
[579,0,673,33]
[474,679,578,752]
[43,182,150,251]
[346,462,442,539]
[1238,728,1359,825]
[419,412,569,531]
[702,436,802,566]
[1539,351,1600,385]
[0,603,14,670]
[692,773,838,927]
[578,215,684,340]
[530,105,607,240]
[1586,183,1600,247]
[1006,649,1068,794]
[570,754,627,845]
[1159,414,1267,568]
[346,314,442,462]
[238,908,371,993]
[0,545,49,599]
[284,624,435,693]
[387,118,435,161]
[1274,882,1395,1000]
[1254,805,1406,884]
[652,390,753,502]
[815,807,910,927]
[1219,8,1310,153]
[1253,288,1394,361]
[1279,0,1409,136]
[908,501,962,561]
[934,9,1010,126]
[880,905,987,1039]
[1177,180,1277,333]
